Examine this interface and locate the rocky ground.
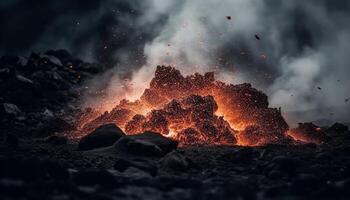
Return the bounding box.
[1,51,350,200]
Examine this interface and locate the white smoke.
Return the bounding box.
[83,0,350,125]
[269,50,323,111]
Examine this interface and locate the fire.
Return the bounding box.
[76,66,291,146]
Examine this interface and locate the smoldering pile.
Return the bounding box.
[77,66,291,146]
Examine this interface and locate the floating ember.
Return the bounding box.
[76,66,291,146]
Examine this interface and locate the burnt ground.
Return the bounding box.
[1,51,350,200]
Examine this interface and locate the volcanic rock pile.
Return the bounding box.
[0,50,104,137]
[80,66,289,146]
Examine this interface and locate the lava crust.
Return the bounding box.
[78,66,290,146]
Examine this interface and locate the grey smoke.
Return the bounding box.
[136,0,350,125]
[1,0,349,125]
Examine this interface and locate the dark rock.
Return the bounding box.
[0,56,19,66]
[327,123,348,133]
[291,173,321,194]
[16,74,34,85]
[315,152,332,161]
[0,179,25,197]
[268,170,284,180]
[73,169,116,188]
[0,68,11,78]
[0,157,69,181]
[5,134,19,149]
[40,160,70,180]
[17,56,28,67]
[2,103,24,118]
[114,158,157,176]
[31,70,69,91]
[79,124,125,150]
[45,135,67,145]
[40,54,63,66]
[4,75,40,105]
[222,148,259,162]
[115,136,164,157]
[155,176,202,190]
[264,185,289,198]
[114,131,178,157]
[1,103,26,122]
[41,109,54,120]
[76,63,102,74]
[0,158,39,180]
[45,49,73,63]
[159,151,190,171]
[270,155,301,175]
[36,117,74,137]
[295,173,319,185]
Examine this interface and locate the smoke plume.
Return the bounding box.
[1,0,349,125]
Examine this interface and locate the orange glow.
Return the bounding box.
[287,130,322,144]
[74,66,290,146]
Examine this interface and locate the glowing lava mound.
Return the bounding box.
[78,66,291,146]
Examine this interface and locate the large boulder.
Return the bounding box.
[114,131,178,157]
[78,124,125,150]
[159,151,191,171]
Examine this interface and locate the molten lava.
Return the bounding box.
[77,66,291,146]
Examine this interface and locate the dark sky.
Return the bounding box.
[0,0,165,66]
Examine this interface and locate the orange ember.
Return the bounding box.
[76,66,293,146]
[287,123,325,144]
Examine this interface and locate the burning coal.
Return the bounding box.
[76,66,291,146]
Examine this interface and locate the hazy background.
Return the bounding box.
[1,0,349,126]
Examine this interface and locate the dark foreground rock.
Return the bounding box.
[114,157,158,176]
[159,150,191,171]
[114,131,178,157]
[79,124,125,150]
[0,50,104,137]
[73,169,117,188]
[45,135,67,145]
[2,141,350,200]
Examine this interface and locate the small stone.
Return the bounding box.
[41,54,63,66]
[3,103,21,115]
[79,124,125,150]
[114,131,177,157]
[16,75,34,85]
[114,158,157,176]
[160,151,190,171]
[268,170,284,180]
[73,169,116,188]
[271,155,301,174]
[40,160,70,180]
[116,137,164,157]
[5,134,19,149]
[0,68,11,78]
[45,135,67,145]
[17,56,28,66]
[42,109,54,120]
